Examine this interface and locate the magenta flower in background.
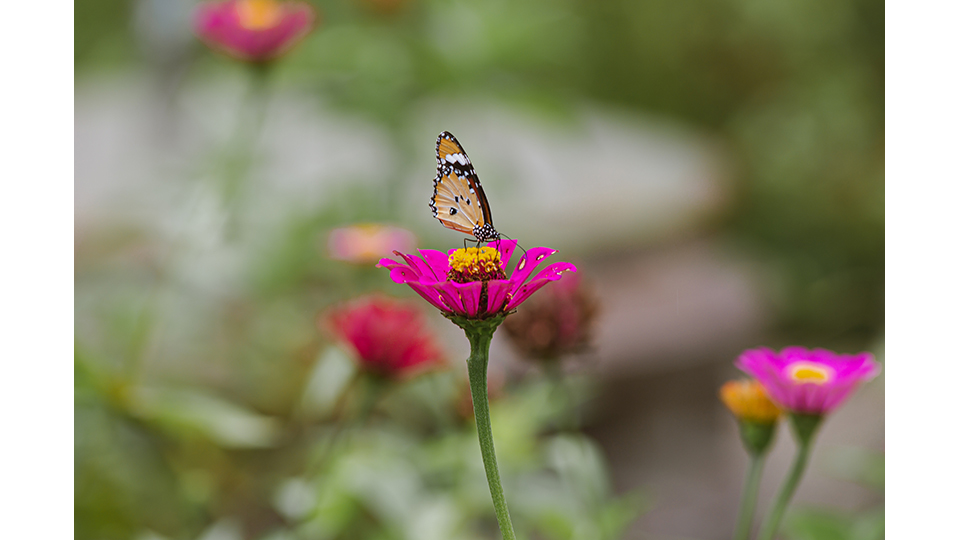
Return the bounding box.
[194,0,316,62]
[736,346,881,416]
[378,239,577,320]
[325,295,446,379]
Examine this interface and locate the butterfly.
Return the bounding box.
[429,131,501,243]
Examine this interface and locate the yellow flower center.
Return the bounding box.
[719,380,780,423]
[236,0,283,30]
[787,362,834,384]
[448,247,506,283]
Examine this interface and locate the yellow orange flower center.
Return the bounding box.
[719,379,780,423]
[236,0,283,30]
[448,247,506,283]
[786,361,834,384]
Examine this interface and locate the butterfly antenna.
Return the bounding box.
[498,232,527,256]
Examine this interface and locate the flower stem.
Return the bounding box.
[733,454,765,540]
[460,316,517,540]
[221,63,272,233]
[757,414,822,540]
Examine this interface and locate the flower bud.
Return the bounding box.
[720,379,781,455]
[502,273,598,362]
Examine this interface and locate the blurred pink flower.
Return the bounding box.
[327,224,417,265]
[193,0,316,62]
[379,239,577,320]
[736,346,881,416]
[502,272,598,361]
[325,295,446,379]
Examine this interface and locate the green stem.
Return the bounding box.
[546,361,578,432]
[460,317,517,540]
[306,372,380,477]
[356,374,385,425]
[733,454,765,540]
[757,414,822,540]
[221,63,272,233]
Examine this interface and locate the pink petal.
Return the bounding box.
[486,239,518,271]
[395,251,435,280]
[389,266,421,284]
[377,257,405,270]
[449,281,485,318]
[505,262,577,311]
[528,261,578,283]
[435,284,468,316]
[819,382,854,412]
[510,247,557,286]
[407,283,451,313]
[486,279,513,314]
[419,249,451,280]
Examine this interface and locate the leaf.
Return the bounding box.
[133,387,281,448]
[784,508,854,540]
[299,346,357,418]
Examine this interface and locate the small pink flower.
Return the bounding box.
[327,224,417,265]
[378,239,577,320]
[736,346,881,416]
[325,295,446,379]
[194,0,316,62]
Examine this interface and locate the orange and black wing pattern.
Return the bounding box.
[429,131,499,242]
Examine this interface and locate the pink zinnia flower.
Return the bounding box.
[325,295,446,379]
[736,346,881,416]
[194,0,316,63]
[378,239,577,320]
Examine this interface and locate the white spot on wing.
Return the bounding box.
[444,153,469,166]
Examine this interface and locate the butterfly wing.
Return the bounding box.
[430,131,498,241]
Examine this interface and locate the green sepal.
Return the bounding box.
[738,419,778,456]
[788,413,823,446]
[444,313,509,337]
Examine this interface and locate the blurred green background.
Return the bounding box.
[75,1,884,539]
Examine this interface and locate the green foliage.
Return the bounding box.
[76,291,640,540]
[76,0,882,537]
[75,0,137,69]
[783,449,884,540]
[784,507,884,540]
